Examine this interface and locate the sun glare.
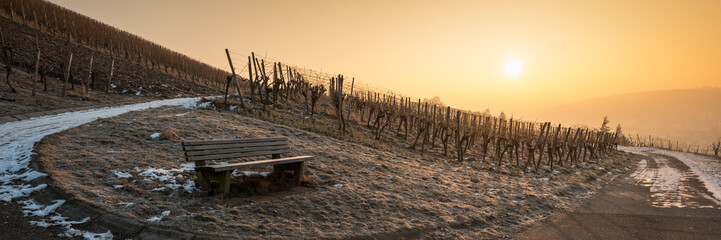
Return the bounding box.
[504,58,524,78]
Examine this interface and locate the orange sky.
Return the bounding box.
[48,0,721,117]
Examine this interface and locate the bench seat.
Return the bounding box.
[182,137,312,194]
[197,156,314,172]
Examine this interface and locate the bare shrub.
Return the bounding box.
[160,127,179,140]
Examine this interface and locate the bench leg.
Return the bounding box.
[273,162,305,186]
[197,170,231,194]
[196,171,210,191]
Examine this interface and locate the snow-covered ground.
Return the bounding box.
[0,97,204,239]
[621,146,721,207]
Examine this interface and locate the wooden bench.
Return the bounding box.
[182,137,313,194]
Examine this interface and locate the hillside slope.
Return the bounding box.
[0,13,220,115]
[531,88,721,147]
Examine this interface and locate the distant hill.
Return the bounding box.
[530,88,721,148]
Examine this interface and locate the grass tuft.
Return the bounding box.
[160,127,179,140]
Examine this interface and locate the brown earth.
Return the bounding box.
[0,64,152,116]
[0,201,80,240]
[0,14,220,116]
[35,105,641,239]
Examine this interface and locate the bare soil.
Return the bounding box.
[35,106,640,239]
[0,201,79,240]
[0,64,150,116]
[0,15,219,116]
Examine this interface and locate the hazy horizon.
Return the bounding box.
[47,0,721,118]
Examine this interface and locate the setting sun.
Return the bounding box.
[504,58,524,78]
[3,1,721,239]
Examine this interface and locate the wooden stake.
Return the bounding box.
[62,52,73,96]
[346,77,354,121]
[106,58,114,93]
[247,56,253,102]
[223,49,235,104]
[9,3,14,21]
[0,23,5,49]
[86,55,93,95]
[251,52,259,102]
[32,34,40,97]
[225,50,243,103]
[260,59,268,104]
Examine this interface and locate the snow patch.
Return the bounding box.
[19,199,65,217]
[117,201,134,207]
[0,184,47,202]
[165,180,198,193]
[179,163,196,171]
[111,170,132,179]
[623,147,720,208]
[20,200,112,239]
[232,170,270,177]
[136,166,198,193]
[80,230,114,240]
[624,146,721,202]
[138,167,183,182]
[147,210,170,222]
[0,97,204,237]
[150,132,161,139]
[196,101,212,108]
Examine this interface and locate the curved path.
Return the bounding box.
[514,147,721,240]
[0,98,202,239]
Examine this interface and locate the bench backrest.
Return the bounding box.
[182,137,290,162]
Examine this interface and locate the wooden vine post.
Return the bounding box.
[85,55,93,96]
[106,58,114,93]
[443,106,451,156]
[346,77,354,121]
[330,75,345,133]
[251,52,259,102]
[223,49,232,104]
[536,122,550,170]
[260,59,268,105]
[456,110,463,161]
[277,62,285,101]
[431,104,437,146]
[228,50,244,105]
[247,56,253,102]
[9,3,14,21]
[62,52,73,96]
[32,34,40,96]
[272,63,278,104]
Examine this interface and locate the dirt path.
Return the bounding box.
[0,97,202,239]
[513,147,721,240]
[0,201,75,240]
